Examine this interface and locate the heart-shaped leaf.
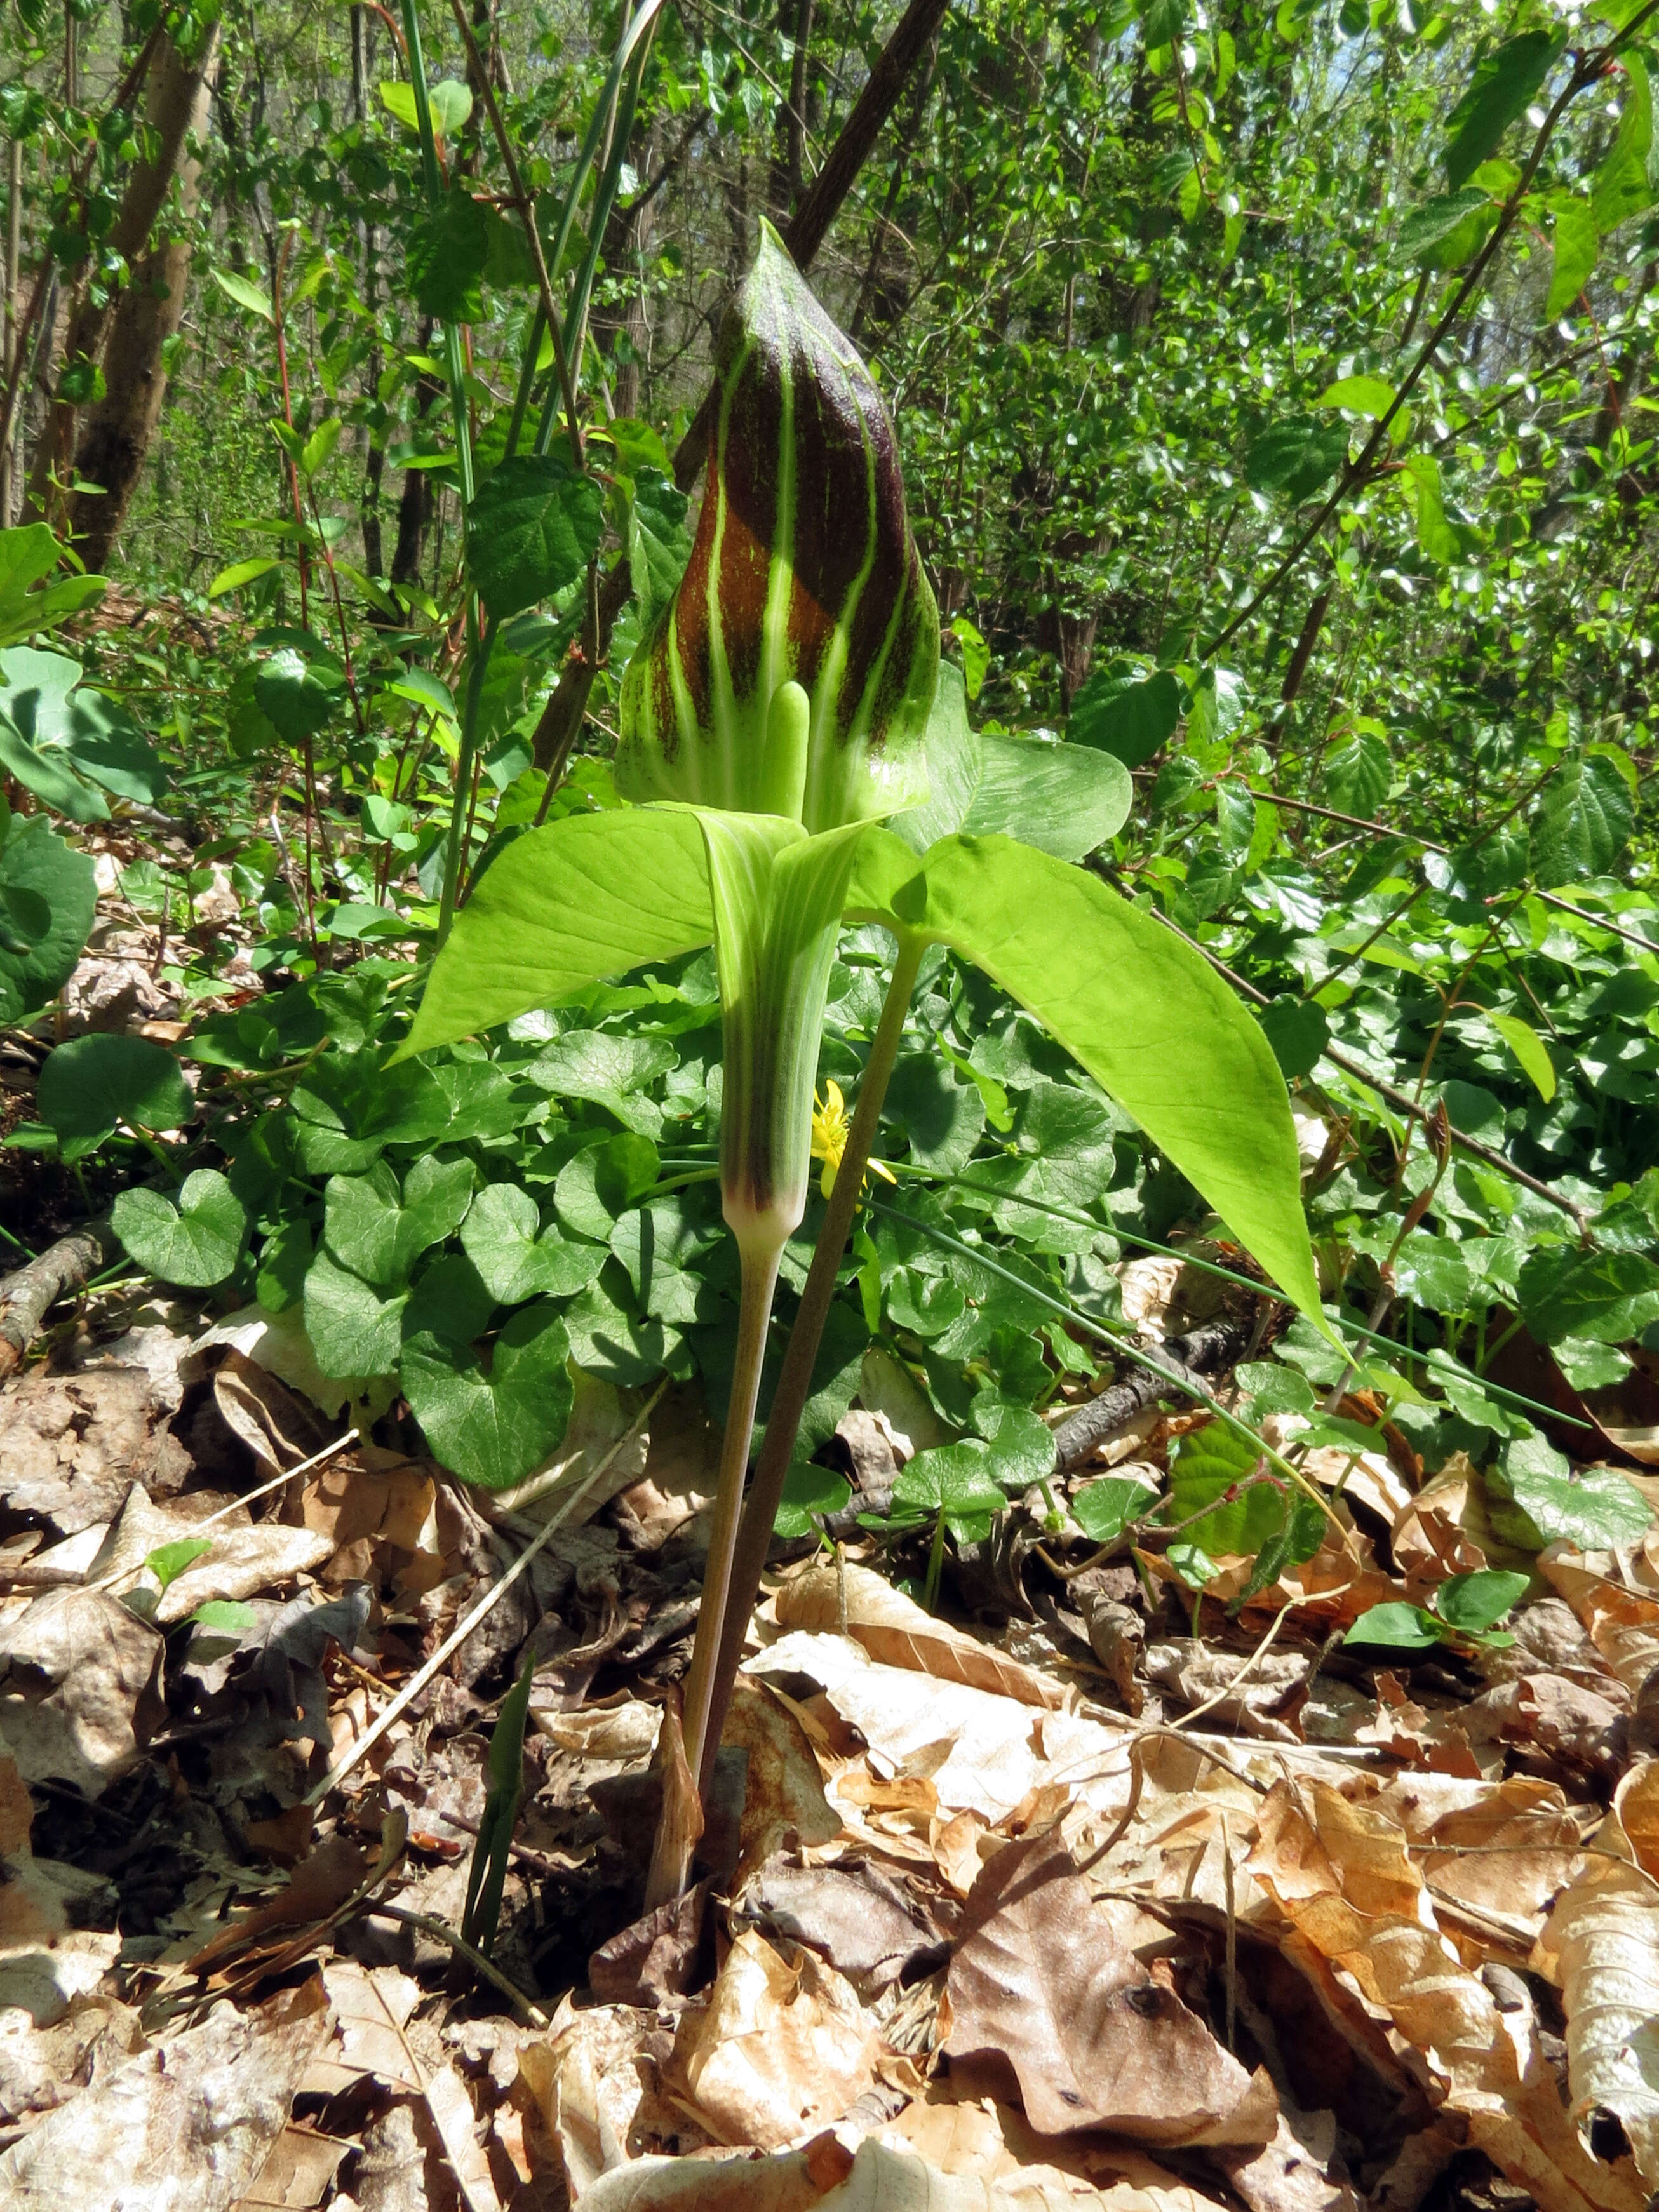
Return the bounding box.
[402,1303,575,1489]
[37,1033,192,1153]
[462,1182,608,1302]
[114,1170,248,1287]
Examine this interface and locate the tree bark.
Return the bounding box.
[30,23,222,538]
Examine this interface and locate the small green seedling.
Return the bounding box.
[1343,1567,1531,1653]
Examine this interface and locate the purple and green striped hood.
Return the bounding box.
[617,220,938,831]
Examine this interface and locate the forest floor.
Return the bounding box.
[0,878,1655,2212]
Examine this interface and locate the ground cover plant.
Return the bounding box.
[1,0,1659,2206]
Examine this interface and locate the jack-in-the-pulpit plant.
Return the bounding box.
[405,222,1326,1905]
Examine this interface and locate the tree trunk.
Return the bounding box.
[30,22,222,537]
[63,28,221,570]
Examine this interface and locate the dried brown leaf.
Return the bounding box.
[0,1585,161,1797]
[0,1976,332,2209]
[1539,1760,1659,2189]
[682,1928,878,2149]
[1247,1780,1642,2212]
[946,1830,1277,2147]
[775,1563,1067,1711]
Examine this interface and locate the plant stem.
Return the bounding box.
[694,929,925,1799]
[677,1238,782,1792]
[436,612,496,942]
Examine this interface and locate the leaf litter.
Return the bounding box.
[0,1254,1656,2212]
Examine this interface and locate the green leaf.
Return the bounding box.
[1167,1421,1286,1556]
[896,1439,1007,1532]
[36,1033,192,1152]
[402,810,715,1058]
[0,812,95,1026]
[1141,0,1183,45]
[210,266,274,321]
[1343,1601,1442,1650]
[1322,727,1390,816]
[380,77,473,137]
[1544,192,1599,318]
[468,454,605,619]
[1397,188,1492,260]
[972,1395,1058,1488]
[1530,755,1633,883]
[208,556,281,598]
[617,220,937,832]
[428,79,473,137]
[462,1644,534,1960]
[610,1198,725,1325]
[408,182,490,323]
[323,1154,474,1290]
[255,648,344,743]
[626,466,692,629]
[564,1260,685,1386]
[524,1028,676,1134]
[554,1133,661,1241]
[0,523,105,650]
[891,664,1131,862]
[1442,30,1562,191]
[1489,1431,1653,1551]
[0,647,165,818]
[403,1303,575,1490]
[300,418,342,479]
[1592,54,1655,231]
[884,1052,986,1174]
[302,1247,408,1377]
[190,1600,257,1635]
[950,615,989,700]
[1488,1012,1555,1102]
[1073,1472,1157,1544]
[1434,1567,1529,1633]
[1258,996,1328,1082]
[774,1458,852,1538]
[1070,664,1181,770]
[144,1537,212,1593]
[845,829,1324,1325]
[1318,374,1395,417]
[114,1170,248,1288]
[461,1182,608,1301]
[257,1216,312,1314]
[1400,453,1462,563]
[1244,416,1349,502]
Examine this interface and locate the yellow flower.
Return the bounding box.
[810,1080,898,1201]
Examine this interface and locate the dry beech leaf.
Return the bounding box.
[422,2060,504,2212]
[302,1959,427,2098]
[737,1857,940,1997]
[234,2121,352,2210]
[0,1586,161,1798]
[775,1562,1068,1711]
[945,1830,1277,2147]
[724,1674,843,1880]
[0,1976,332,2209]
[682,1927,878,2149]
[1541,1760,1659,2189]
[577,2128,1189,2210]
[748,1633,1125,1825]
[520,1999,667,2197]
[1539,1548,1659,1698]
[1247,1780,1643,2212]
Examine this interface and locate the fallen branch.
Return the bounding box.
[1050,1317,1252,1473]
[0,1216,120,1380]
